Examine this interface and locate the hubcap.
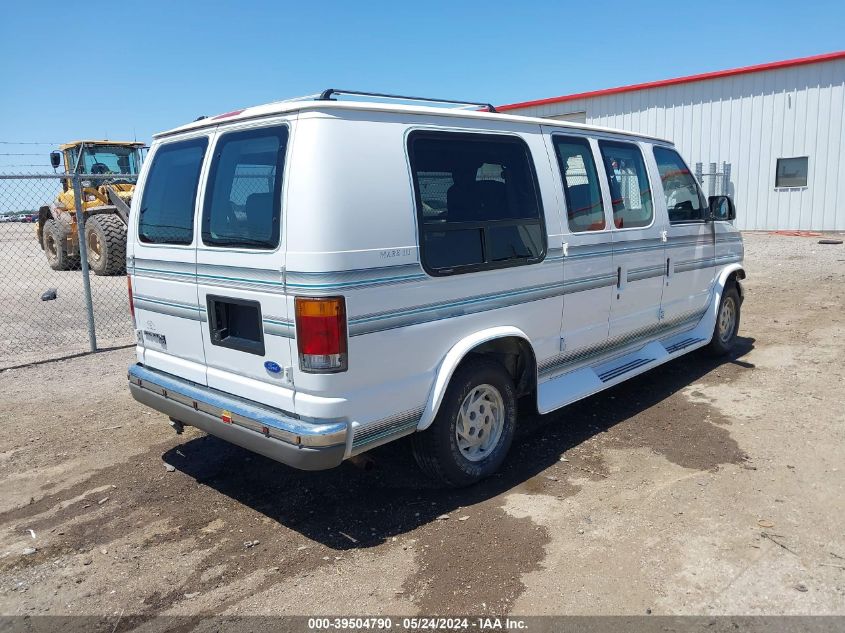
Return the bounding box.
[455,384,505,462]
[88,230,102,262]
[718,297,736,343]
[45,233,57,258]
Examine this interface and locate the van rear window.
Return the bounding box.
[202,126,288,250]
[138,138,208,245]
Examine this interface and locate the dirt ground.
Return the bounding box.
[0,232,843,622]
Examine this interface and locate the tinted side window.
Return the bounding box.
[202,126,288,249]
[553,136,605,232]
[138,138,208,244]
[409,132,545,275]
[653,147,707,223]
[598,141,653,229]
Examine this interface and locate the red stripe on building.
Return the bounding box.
[498,51,845,111]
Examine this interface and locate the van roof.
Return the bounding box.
[154,98,672,144]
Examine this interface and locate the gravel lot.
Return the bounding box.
[0,222,132,370]
[0,232,843,621]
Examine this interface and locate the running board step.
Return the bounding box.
[537,311,716,416]
[597,358,654,382]
[664,337,705,354]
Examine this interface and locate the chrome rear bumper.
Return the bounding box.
[128,364,347,470]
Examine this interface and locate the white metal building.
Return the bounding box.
[500,51,845,231]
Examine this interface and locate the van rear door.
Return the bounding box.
[130,133,210,385]
[194,120,296,412]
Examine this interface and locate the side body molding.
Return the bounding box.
[417,326,534,431]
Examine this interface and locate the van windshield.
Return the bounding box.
[202,126,288,250]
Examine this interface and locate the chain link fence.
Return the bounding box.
[0,172,137,369]
[695,161,732,197]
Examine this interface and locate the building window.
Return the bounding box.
[408,131,546,276]
[775,157,808,188]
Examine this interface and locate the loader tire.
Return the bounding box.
[85,214,126,276]
[42,218,80,271]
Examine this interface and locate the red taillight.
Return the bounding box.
[127,276,136,327]
[294,296,348,373]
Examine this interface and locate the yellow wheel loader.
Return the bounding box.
[37,140,144,276]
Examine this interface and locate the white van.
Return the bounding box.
[127,90,744,486]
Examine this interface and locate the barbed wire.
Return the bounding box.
[0,141,62,145]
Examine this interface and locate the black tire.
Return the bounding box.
[85,214,126,276]
[42,218,80,271]
[411,357,517,487]
[706,284,741,356]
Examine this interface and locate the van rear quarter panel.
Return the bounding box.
[285,111,564,433]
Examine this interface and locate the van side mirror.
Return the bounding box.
[50,151,62,170]
[708,195,735,221]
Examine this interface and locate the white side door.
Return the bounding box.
[194,118,296,413]
[599,139,666,342]
[130,132,212,385]
[544,131,614,367]
[651,146,715,324]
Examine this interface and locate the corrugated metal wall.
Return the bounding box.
[508,58,845,230]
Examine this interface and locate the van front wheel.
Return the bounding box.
[412,358,516,487]
[706,284,741,356]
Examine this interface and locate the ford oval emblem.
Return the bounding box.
[264,361,282,374]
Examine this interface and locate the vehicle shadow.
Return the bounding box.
[162,336,755,550]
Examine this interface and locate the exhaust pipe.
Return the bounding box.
[169,417,185,435]
[348,454,375,471]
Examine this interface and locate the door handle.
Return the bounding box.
[616,266,622,289]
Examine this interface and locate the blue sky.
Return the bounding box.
[1,0,843,170]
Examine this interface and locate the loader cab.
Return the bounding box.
[53,142,144,192]
[61,141,144,175]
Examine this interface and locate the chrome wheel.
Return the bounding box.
[45,232,58,259]
[455,384,504,462]
[718,296,737,344]
[87,228,102,263]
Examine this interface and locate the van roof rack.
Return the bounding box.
[317,89,498,113]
